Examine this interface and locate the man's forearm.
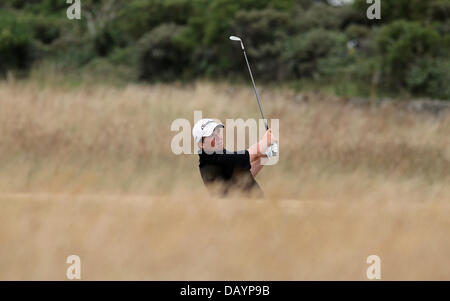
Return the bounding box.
[247,140,267,162]
[248,140,268,177]
[250,157,264,177]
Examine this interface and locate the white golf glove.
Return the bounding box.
[264,143,278,158]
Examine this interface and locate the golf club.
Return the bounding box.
[229,35,269,131]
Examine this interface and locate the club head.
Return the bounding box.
[229,35,244,50]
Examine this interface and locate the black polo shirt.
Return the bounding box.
[198,149,263,198]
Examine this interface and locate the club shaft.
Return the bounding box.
[242,49,269,130]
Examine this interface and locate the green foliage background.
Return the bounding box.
[0,0,449,99]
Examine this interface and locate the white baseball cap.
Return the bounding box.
[192,118,224,143]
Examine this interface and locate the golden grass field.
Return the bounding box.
[0,79,449,280]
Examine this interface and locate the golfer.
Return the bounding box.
[192,118,277,198]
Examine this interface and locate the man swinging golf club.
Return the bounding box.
[193,119,277,197]
[192,35,278,197]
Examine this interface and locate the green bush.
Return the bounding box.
[108,46,135,66]
[230,8,291,80]
[136,24,188,82]
[94,30,115,57]
[4,0,68,14]
[345,24,370,40]
[109,0,194,44]
[0,0,448,100]
[22,14,61,45]
[180,0,294,48]
[177,0,296,79]
[377,21,440,87]
[293,3,344,32]
[283,29,347,79]
[0,12,35,74]
[377,20,450,99]
[430,0,450,21]
[407,58,450,100]
[425,58,450,100]
[47,37,96,69]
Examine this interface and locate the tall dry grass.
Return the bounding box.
[0,79,449,280]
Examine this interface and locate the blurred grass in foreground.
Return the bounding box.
[0,80,449,279]
[1,195,449,280]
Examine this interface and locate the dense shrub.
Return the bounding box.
[377,21,441,89]
[406,57,450,100]
[176,0,296,78]
[0,12,35,75]
[0,0,448,99]
[283,29,347,79]
[137,24,188,82]
[345,24,370,40]
[229,9,291,80]
[22,14,61,45]
[429,0,450,22]
[293,3,344,32]
[94,30,115,57]
[109,0,194,44]
[3,0,68,14]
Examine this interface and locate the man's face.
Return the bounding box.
[201,126,224,152]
